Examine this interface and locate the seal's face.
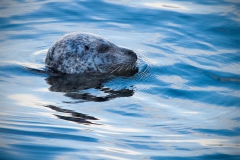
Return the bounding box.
[45,33,137,74]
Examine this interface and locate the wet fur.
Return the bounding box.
[45,33,137,74]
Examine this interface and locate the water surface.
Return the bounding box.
[0,0,240,159]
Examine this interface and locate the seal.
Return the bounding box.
[45,33,137,74]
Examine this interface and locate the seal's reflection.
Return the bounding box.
[45,71,137,103]
[44,71,137,125]
[45,104,99,125]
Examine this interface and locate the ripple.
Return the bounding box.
[0,0,240,159]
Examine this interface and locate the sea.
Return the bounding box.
[0,0,240,159]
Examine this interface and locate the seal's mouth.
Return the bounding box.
[109,60,138,76]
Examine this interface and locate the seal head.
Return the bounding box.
[45,33,137,74]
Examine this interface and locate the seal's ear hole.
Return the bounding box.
[85,46,89,51]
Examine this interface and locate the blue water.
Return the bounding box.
[0,0,240,159]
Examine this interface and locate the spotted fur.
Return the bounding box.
[45,33,137,74]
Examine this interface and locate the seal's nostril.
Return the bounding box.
[126,50,134,56]
[127,50,137,60]
[129,51,133,55]
[121,48,137,61]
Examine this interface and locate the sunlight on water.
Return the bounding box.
[144,2,188,10]
[9,94,50,107]
[99,146,141,155]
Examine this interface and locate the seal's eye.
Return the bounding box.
[99,44,109,53]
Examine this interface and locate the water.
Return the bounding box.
[0,0,240,159]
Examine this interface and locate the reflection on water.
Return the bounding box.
[0,0,240,159]
[45,72,136,103]
[45,105,99,125]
